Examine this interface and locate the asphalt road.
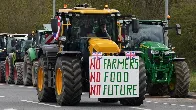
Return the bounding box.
[0,83,196,110]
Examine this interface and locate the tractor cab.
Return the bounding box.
[51,4,122,53]
[117,17,181,51]
[7,34,32,60]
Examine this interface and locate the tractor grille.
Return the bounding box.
[152,52,170,65]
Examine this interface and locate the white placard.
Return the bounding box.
[89,55,139,98]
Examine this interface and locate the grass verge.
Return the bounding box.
[189,72,196,92]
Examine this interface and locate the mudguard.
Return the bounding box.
[26,48,37,62]
[173,57,186,61]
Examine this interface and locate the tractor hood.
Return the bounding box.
[141,41,169,51]
[88,38,120,53]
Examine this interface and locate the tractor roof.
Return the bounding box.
[58,4,120,14]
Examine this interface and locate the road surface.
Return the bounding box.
[0,83,196,110]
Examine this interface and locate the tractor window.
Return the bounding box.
[70,15,116,39]
[129,24,164,46]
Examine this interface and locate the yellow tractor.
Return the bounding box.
[37,3,147,106]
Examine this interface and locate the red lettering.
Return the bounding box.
[90,72,100,82]
[90,85,101,95]
[96,72,100,82]
[90,59,100,69]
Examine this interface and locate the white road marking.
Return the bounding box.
[0,96,5,98]
[146,101,151,103]
[38,103,45,105]
[54,106,61,108]
[27,87,34,89]
[9,85,14,86]
[168,98,176,99]
[171,104,176,106]
[154,102,158,103]
[130,107,151,110]
[32,102,38,104]
[180,105,185,107]
[21,100,27,102]
[163,103,168,104]
[0,84,4,86]
[26,101,33,103]
[188,106,194,108]
[18,86,24,87]
[43,104,50,106]
[188,99,193,100]
[4,108,17,110]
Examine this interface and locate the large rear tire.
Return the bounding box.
[148,84,168,96]
[37,56,56,102]
[55,56,82,106]
[169,61,190,98]
[14,62,24,85]
[5,57,14,84]
[32,61,38,87]
[23,54,33,86]
[119,57,147,106]
[0,61,5,83]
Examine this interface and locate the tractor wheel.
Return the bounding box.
[55,56,82,106]
[23,54,33,86]
[119,57,147,106]
[98,98,119,103]
[14,62,24,85]
[169,61,190,98]
[32,61,38,87]
[0,61,5,83]
[5,57,14,84]
[148,84,168,96]
[37,56,56,102]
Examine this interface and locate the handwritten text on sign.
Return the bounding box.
[89,56,139,98]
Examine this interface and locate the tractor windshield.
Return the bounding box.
[69,14,117,39]
[129,24,164,46]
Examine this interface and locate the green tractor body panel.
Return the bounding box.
[141,41,169,51]
[27,48,37,62]
[139,41,174,84]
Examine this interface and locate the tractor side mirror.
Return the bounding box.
[176,24,181,35]
[51,18,58,33]
[132,18,139,33]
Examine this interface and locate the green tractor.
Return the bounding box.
[118,16,190,97]
[36,4,147,106]
[5,34,33,85]
[23,24,54,86]
[0,33,9,83]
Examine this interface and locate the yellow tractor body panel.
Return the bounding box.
[88,38,120,54]
[58,9,119,14]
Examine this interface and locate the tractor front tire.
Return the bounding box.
[55,56,82,106]
[5,57,14,84]
[169,61,190,98]
[23,54,33,86]
[148,84,168,96]
[119,57,147,106]
[32,61,38,87]
[0,61,5,83]
[37,56,56,102]
[14,62,24,85]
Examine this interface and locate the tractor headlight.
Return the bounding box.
[59,36,67,41]
[151,50,159,54]
[164,51,170,55]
